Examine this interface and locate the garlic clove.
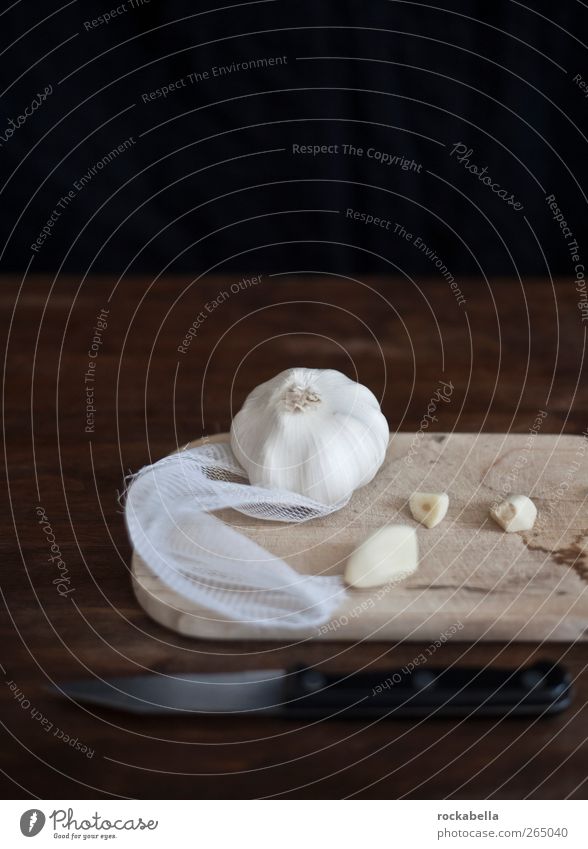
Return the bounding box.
[344,525,419,588]
[490,495,537,533]
[409,492,449,528]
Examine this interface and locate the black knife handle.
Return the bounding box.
[282,661,572,719]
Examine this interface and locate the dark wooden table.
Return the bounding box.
[2,274,587,799]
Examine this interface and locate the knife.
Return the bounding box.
[52,661,571,719]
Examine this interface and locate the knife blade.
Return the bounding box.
[51,661,571,719]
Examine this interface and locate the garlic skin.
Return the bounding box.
[490,495,537,532]
[345,525,419,588]
[409,492,449,528]
[230,368,389,505]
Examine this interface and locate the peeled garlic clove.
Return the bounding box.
[409,492,449,528]
[490,495,537,532]
[230,368,389,506]
[344,525,418,588]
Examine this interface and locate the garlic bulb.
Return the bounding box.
[230,368,389,505]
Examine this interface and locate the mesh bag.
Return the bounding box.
[124,441,348,633]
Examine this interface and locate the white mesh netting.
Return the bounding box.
[124,441,348,632]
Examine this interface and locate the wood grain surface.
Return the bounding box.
[2,274,588,800]
[132,432,588,642]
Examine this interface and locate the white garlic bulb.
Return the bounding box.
[230,368,389,505]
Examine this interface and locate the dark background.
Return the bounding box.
[0,0,586,277]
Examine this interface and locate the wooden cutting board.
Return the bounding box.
[131,432,588,642]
